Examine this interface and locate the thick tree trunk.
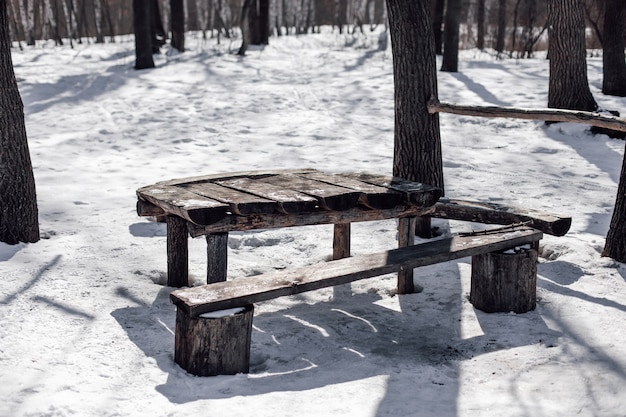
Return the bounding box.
[602,0,626,96]
[0,1,40,245]
[133,0,155,69]
[441,0,460,72]
[547,0,597,111]
[603,149,626,262]
[386,0,443,192]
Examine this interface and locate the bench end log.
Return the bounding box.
[175,304,254,376]
[470,248,538,314]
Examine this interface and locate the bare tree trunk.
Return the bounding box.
[133,0,155,69]
[547,0,597,111]
[510,0,521,57]
[431,0,445,55]
[170,0,185,51]
[602,0,626,96]
[94,0,104,42]
[603,148,626,262]
[238,0,251,55]
[476,0,485,49]
[441,0,460,72]
[0,0,40,245]
[25,0,35,45]
[495,0,506,54]
[386,0,443,192]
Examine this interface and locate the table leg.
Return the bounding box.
[207,232,228,283]
[397,216,417,294]
[167,216,189,288]
[333,223,351,260]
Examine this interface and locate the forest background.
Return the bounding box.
[4,0,613,55]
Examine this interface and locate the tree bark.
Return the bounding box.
[0,0,40,245]
[440,0,460,72]
[133,0,155,69]
[601,0,626,96]
[547,0,597,111]
[387,0,444,192]
[603,148,626,262]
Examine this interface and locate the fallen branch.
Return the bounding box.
[428,98,626,133]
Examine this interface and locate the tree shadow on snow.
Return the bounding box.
[112,259,559,416]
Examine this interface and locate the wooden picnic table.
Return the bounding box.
[136,168,442,292]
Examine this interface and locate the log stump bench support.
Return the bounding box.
[170,225,543,376]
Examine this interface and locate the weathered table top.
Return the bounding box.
[137,168,442,233]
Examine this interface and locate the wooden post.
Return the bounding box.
[167,216,188,288]
[470,248,538,313]
[207,233,228,283]
[174,305,254,376]
[333,223,351,260]
[397,216,418,294]
[332,223,351,298]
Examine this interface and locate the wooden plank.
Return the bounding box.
[215,177,318,214]
[137,185,229,225]
[299,171,403,210]
[430,198,572,236]
[259,174,362,211]
[188,205,436,236]
[171,226,543,317]
[182,182,279,215]
[158,168,319,186]
[343,173,442,207]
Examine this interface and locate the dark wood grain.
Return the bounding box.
[299,171,403,210]
[259,174,362,211]
[137,184,228,225]
[183,182,279,215]
[215,177,318,214]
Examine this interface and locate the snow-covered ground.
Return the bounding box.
[2,29,626,416]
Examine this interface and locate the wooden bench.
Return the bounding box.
[170,225,543,376]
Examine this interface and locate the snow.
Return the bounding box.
[2,28,626,416]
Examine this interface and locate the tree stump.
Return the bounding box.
[175,305,254,376]
[470,247,537,313]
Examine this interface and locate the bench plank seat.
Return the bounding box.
[171,225,542,318]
